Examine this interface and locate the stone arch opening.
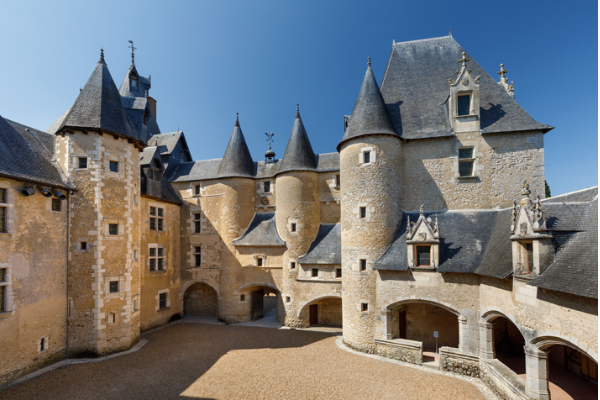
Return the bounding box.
[387,300,459,361]
[238,284,283,323]
[531,337,598,399]
[183,282,218,318]
[487,315,526,378]
[299,296,342,328]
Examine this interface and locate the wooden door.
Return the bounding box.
[309,304,318,325]
[251,289,264,321]
[399,310,407,339]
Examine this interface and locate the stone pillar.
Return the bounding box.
[525,346,550,400]
[458,315,467,352]
[479,321,495,359]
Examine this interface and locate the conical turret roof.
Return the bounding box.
[55,51,137,142]
[277,106,317,175]
[337,60,397,151]
[217,115,255,178]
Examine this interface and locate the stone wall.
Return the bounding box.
[183,282,218,317]
[439,346,480,377]
[0,177,68,385]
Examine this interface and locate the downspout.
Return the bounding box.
[65,191,69,359]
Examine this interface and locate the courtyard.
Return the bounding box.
[0,321,488,400]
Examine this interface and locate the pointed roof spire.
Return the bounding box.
[235,112,239,126]
[217,114,255,178]
[277,105,317,175]
[56,54,137,142]
[337,58,397,151]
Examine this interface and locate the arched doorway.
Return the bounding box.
[238,284,283,323]
[387,301,459,365]
[300,297,342,327]
[490,316,526,377]
[183,282,218,318]
[537,341,598,399]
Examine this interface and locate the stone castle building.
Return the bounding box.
[0,36,597,399]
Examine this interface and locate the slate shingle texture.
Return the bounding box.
[298,224,341,264]
[232,213,285,247]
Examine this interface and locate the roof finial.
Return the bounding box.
[367,57,371,67]
[99,48,105,64]
[458,51,469,68]
[128,40,137,64]
[235,112,239,126]
[392,35,395,45]
[497,63,508,82]
[296,103,300,118]
[449,27,452,37]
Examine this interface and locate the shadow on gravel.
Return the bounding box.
[0,323,334,400]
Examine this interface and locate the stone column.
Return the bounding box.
[479,321,495,359]
[525,346,550,400]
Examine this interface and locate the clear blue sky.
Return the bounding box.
[0,1,597,196]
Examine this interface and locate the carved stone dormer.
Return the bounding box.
[406,206,440,269]
[509,182,553,278]
[448,52,480,133]
[497,63,515,99]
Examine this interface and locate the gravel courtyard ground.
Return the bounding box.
[0,322,487,400]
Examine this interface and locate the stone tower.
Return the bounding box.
[338,59,403,351]
[275,107,320,326]
[53,51,143,356]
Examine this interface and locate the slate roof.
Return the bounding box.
[542,186,598,204]
[140,146,160,166]
[374,209,513,279]
[170,153,340,183]
[121,96,161,142]
[529,196,598,298]
[277,111,317,175]
[217,119,255,179]
[232,213,285,247]
[47,54,140,143]
[338,62,398,150]
[380,36,552,139]
[118,62,151,98]
[148,132,184,155]
[0,116,72,189]
[298,224,341,264]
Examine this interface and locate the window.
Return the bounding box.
[40,338,45,351]
[312,268,319,277]
[109,281,119,293]
[194,246,202,267]
[149,247,166,271]
[81,242,87,251]
[359,207,366,219]
[108,224,118,235]
[525,242,533,273]
[0,188,6,233]
[194,185,200,196]
[133,298,140,312]
[416,246,431,267]
[457,94,471,116]
[363,151,371,164]
[291,223,297,233]
[361,303,368,312]
[134,249,138,261]
[108,312,116,324]
[360,259,367,271]
[240,294,246,302]
[150,207,164,231]
[194,213,201,233]
[159,293,167,309]
[0,268,7,312]
[263,181,271,193]
[109,160,119,173]
[286,296,291,303]
[336,268,342,278]
[257,257,263,267]
[335,174,340,187]
[51,198,61,212]
[78,157,87,169]
[458,147,474,177]
[290,262,296,270]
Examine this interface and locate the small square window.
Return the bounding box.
[157,208,164,217]
[40,337,46,351]
[263,181,271,193]
[240,294,246,302]
[52,198,61,212]
[291,223,297,232]
[359,207,366,219]
[361,303,368,312]
[457,95,470,116]
[336,268,342,278]
[459,161,474,177]
[81,242,87,251]
[157,248,163,257]
[78,157,87,169]
[458,148,473,159]
[194,185,200,196]
[108,224,118,235]
[159,292,167,309]
[157,219,163,231]
[286,297,291,303]
[109,161,119,173]
[311,268,319,277]
[149,248,156,257]
[0,188,5,203]
[290,262,296,269]
[149,258,156,271]
[360,259,367,271]
[109,281,119,293]
[363,151,371,164]
[335,174,340,187]
[257,257,263,267]
[0,207,5,233]
[150,207,156,216]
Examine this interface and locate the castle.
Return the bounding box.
[0,36,597,400]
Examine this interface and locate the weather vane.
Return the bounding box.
[128,40,136,62]
[265,132,275,150]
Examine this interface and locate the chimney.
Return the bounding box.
[148,96,157,119]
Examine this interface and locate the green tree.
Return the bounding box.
[545,180,551,198]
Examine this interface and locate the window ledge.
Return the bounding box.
[295,278,341,283]
[157,307,170,312]
[513,273,536,282]
[409,265,437,271]
[149,270,168,275]
[0,311,13,319]
[457,176,478,181]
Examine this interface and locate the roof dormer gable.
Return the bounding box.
[406,205,440,243]
[448,52,481,133]
[510,182,550,239]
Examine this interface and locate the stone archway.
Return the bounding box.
[236,283,283,323]
[298,295,342,327]
[183,282,218,318]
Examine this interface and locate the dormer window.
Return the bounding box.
[457,94,471,116]
[263,181,271,193]
[416,246,431,267]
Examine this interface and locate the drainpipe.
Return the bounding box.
[65,191,70,359]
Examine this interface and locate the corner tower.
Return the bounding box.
[51,50,143,356]
[338,59,403,351]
